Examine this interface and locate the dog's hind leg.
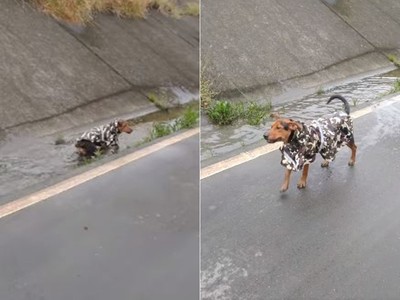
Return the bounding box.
[347,139,357,166]
[297,164,309,189]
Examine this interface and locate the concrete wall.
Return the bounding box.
[0,0,198,135]
[201,0,400,101]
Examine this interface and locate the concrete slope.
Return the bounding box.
[201,0,398,99]
[323,0,400,49]
[64,13,199,88]
[0,0,198,135]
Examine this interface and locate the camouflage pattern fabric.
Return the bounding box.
[280,112,353,171]
[77,120,120,148]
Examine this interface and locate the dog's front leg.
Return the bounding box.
[297,164,309,189]
[280,169,292,192]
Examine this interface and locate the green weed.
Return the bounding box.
[390,79,400,94]
[151,122,173,138]
[206,99,272,126]
[147,92,168,111]
[136,106,199,145]
[174,107,199,129]
[206,100,243,125]
[387,54,400,68]
[244,101,272,126]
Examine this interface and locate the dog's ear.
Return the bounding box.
[287,120,302,131]
[270,113,281,120]
[117,120,129,127]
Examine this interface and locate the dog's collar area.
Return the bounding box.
[289,127,304,144]
[112,121,121,134]
[288,130,295,143]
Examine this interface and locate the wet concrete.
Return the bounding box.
[322,0,400,49]
[201,70,400,162]
[0,135,199,300]
[202,0,400,101]
[0,0,198,134]
[201,96,400,300]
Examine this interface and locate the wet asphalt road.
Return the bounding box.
[0,134,199,300]
[202,99,400,300]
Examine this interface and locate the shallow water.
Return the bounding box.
[0,102,197,203]
[201,73,399,161]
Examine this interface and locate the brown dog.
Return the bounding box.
[263,95,357,192]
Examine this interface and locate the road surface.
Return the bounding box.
[202,99,400,300]
[0,134,199,300]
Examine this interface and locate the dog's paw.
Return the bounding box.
[348,160,355,166]
[280,184,289,193]
[321,161,329,168]
[297,180,307,189]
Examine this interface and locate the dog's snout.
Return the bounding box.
[263,133,268,141]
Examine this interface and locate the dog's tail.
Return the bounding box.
[327,94,350,115]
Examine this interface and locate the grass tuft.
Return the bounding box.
[206,100,243,126]
[390,79,400,94]
[150,122,174,138]
[180,2,199,16]
[31,0,182,23]
[207,100,272,126]
[174,107,198,129]
[136,106,198,145]
[147,92,168,111]
[244,101,272,126]
[387,54,400,68]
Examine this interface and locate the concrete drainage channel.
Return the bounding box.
[201,69,400,163]
[0,99,198,204]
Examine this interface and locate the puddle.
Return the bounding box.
[201,71,399,161]
[0,102,198,203]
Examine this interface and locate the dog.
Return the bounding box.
[263,95,357,192]
[75,120,133,158]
